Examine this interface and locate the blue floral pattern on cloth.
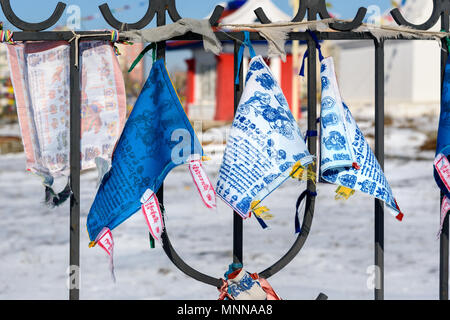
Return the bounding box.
[319,57,402,219]
[256,73,276,90]
[228,272,259,298]
[216,56,313,218]
[86,59,203,241]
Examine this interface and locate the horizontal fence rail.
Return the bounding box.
[0,0,447,300]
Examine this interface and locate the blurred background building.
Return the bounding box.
[167,0,302,122]
[334,0,440,117]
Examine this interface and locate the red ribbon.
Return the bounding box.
[217,279,233,300]
[251,273,282,300]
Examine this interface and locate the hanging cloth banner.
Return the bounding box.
[128,42,216,240]
[318,55,403,221]
[7,41,126,206]
[216,33,313,219]
[94,227,116,282]
[435,53,450,237]
[87,58,210,242]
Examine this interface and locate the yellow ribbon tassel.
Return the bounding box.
[251,200,274,220]
[335,186,355,201]
[290,161,316,184]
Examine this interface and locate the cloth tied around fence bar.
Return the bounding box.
[87,58,216,246]
[6,41,126,207]
[218,263,281,300]
[318,55,403,221]
[216,49,313,220]
[435,53,450,238]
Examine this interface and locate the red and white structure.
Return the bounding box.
[168,0,300,121]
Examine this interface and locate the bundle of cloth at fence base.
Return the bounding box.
[218,263,281,300]
[318,55,404,221]
[7,41,126,206]
[216,53,313,224]
[434,53,450,238]
[87,59,216,274]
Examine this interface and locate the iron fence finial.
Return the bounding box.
[0,0,66,31]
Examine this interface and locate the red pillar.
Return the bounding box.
[215,53,235,121]
[281,54,294,112]
[185,58,196,114]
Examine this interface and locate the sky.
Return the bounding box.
[0,0,394,71]
[0,0,393,30]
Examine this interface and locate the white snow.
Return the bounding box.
[0,110,444,300]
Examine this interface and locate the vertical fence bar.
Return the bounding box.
[233,37,244,266]
[440,194,449,300]
[306,37,317,196]
[69,40,81,300]
[156,10,166,205]
[440,9,449,301]
[156,10,166,60]
[374,39,385,300]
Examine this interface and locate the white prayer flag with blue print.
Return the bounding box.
[319,57,404,221]
[216,56,313,219]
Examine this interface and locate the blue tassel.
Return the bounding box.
[304,130,318,143]
[299,30,325,77]
[235,31,256,84]
[255,214,269,229]
[299,49,309,77]
[295,190,317,233]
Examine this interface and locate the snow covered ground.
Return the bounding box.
[0,110,444,300]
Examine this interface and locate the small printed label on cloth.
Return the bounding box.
[188,155,216,209]
[141,189,164,242]
[95,227,116,281]
[438,196,450,239]
[435,153,450,193]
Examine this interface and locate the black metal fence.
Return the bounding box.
[0,0,448,300]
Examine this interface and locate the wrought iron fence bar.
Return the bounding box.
[1,31,442,49]
[259,36,318,279]
[99,2,155,31]
[161,232,222,287]
[440,194,449,300]
[0,0,447,34]
[69,38,81,301]
[390,0,441,30]
[374,39,385,300]
[218,32,438,42]
[0,0,66,31]
[233,38,244,267]
[440,7,449,301]
[6,31,445,43]
[155,0,165,213]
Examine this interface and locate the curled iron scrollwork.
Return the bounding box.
[0,0,66,31]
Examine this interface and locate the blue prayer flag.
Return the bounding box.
[87,59,203,241]
[435,57,450,199]
[319,57,403,221]
[216,56,313,218]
